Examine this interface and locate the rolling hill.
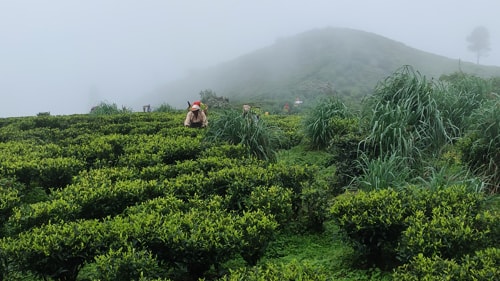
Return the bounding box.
[140,27,500,108]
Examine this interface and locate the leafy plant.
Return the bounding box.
[204,110,283,161]
[302,96,351,149]
[353,152,412,191]
[361,65,450,163]
[90,246,164,281]
[393,247,500,280]
[459,97,500,193]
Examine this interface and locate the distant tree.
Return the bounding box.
[89,101,132,115]
[199,89,229,109]
[466,26,491,64]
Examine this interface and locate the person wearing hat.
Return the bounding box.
[192,100,208,115]
[184,104,208,128]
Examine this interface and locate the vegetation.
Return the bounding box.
[204,110,283,162]
[0,65,499,280]
[148,27,500,109]
[89,101,133,115]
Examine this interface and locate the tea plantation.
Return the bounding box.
[1,67,499,280]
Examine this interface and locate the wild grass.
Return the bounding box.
[302,96,351,149]
[353,152,412,191]
[361,66,450,162]
[463,97,500,192]
[204,110,283,162]
[259,220,392,281]
[436,72,492,139]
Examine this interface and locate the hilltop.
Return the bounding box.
[139,27,500,108]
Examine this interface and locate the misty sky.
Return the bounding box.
[1,0,499,117]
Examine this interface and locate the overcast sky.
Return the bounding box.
[1,0,499,117]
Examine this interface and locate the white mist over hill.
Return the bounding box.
[1,0,499,117]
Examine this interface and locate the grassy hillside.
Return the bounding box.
[141,27,500,108]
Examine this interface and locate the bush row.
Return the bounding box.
[330,185,499,270]
[0,196,278,281]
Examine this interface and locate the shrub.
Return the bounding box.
[393,247,500,281]
[459,97,500,193]
[90,246,164,281]
[327,117,365,189]
[398,208,499,262]
[246,185,293,227]
[296,184,330,233]
[330,185,493,269]
[1,219,108,281]
[330,188,406,269]
[237,210,278,266]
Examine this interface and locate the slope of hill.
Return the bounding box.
[141,27,500,108]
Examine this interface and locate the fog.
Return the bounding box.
[1,0,499,117]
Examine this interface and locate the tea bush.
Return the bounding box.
[330,185,496,269]
[393,247,500,280]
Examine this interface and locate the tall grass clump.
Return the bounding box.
[204,110,283,162]
[437,72,493,138]
[302,96,351,149]
[353,152,412,191]
[459,96,500,193]
[361,65,451,164]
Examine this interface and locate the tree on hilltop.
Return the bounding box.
[466,26,491,64]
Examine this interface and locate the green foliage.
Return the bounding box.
[437,72,492,137]
[64,134,127,168]
[90,101,132,115]
[0,178,22,234]
[119,134,202,167]
[459,97,500,192]
[0,141,85,190]
[302,96,351,149]
[330,188,406,268]
[218,260,328,281]
[90,246,164,281]
[6,167,162,234]
[354,153,412,191]
[204,110,284,161]
[115,197,277,279]
[264,114,304,148]
[246,185,293,227]
[398,208,499,262]
[297,184,330,232]
[361,65,450,162]
[326,117,365,189]
[330,186,494,269]
[238,210,279,266]
[199,89,230,109]
[1,219,108,281]
[393,247,500,281]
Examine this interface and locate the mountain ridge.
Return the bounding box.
[140,27,500,108]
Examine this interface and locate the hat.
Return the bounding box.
[193,100,201,106]
[191,104,201,111]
